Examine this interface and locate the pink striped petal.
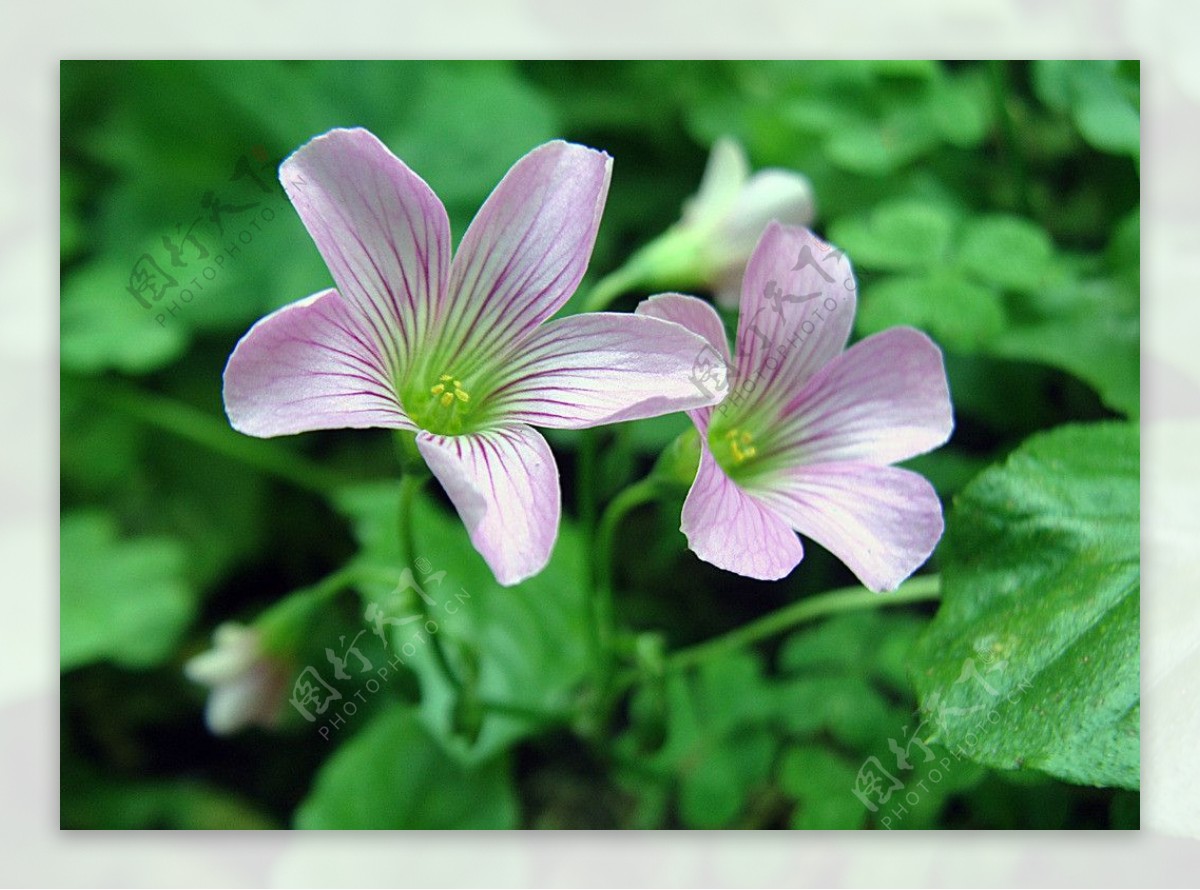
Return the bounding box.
[485,312,721,429]
[438,141,612,367]
[770,327,953,466]
[731,223,856,416]
[682,448,805,581]
[223,289,415,437]
[416,425,559,587]
[636,293,732,433]
[280,128,451,376]
[754,463,944,592]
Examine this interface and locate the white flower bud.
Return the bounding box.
[184,622,288,735]
[685,138,816,306]
[589,137,815,312]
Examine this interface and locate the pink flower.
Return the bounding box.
[223,129,716,585]
[637,223,953,590]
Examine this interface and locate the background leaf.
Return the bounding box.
[294,706,518,829]
[60,511,194,671]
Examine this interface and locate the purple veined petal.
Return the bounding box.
[681,447,805,581]
[636,293,732,433]
[223,289,416,437]
[417,425,560,587]
[485,312,721,430]
[731,223,857,417]
[437,141,612,369]
[767,327,954,466]
[280,128,451,377]
[754,462,944,593]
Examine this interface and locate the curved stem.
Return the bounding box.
[615,574,941,693]
[589,476,662,702]
[397,473,462,691]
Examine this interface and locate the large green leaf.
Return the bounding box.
[294,706,518,829]
[60,511,194,670]
[334,482,596,765]
[910,422,1139,789]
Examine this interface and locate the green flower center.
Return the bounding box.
[708,423,761,479]
[404,372,475,435]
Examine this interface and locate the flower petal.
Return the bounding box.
[280,127,451,375]
[417,425,560,586]
[223,289,415,437]
[754,463,944,592]
[681,447,805,581]
[636,293,732,433]
[682,137,748,228]
[768,327,953,466]
[439,141,612,366]
[486,311,722,429]
[718,170,816,270]
[731,223,857,416]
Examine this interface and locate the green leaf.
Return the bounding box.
[60,511,194,671]
[295,706,518,829]
[857,272,1006,351]
[828,199,958,271]
[779,746,866,829]
[618,651,777,828]
[334,482,595,764]
[989,310,1139,417]
[910,422,1139,789]
[60,260,190,375]
[1032,61,1139,158]
[777,609,926,694]
[61,772,278,829]
[956,215,1055,293]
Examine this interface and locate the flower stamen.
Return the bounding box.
[726,428,758,464]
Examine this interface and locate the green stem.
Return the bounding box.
[578,429,599,542]
[81,377,350,497]
[397,473,462,691]
[615,574,941,692]
[582,262,646,313]
[988,60,1032,217]
[591,477,662,680]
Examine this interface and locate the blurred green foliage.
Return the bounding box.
[60,60,1138,830]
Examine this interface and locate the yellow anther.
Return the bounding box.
[439,391,454,407]
[430,383,446,395]
[724,428,758,465]
[456,390,470,403]
[440,374,454,382]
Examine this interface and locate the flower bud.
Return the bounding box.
[589,138,815,311]
[685,138,816,306]
[184,622,289,735]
